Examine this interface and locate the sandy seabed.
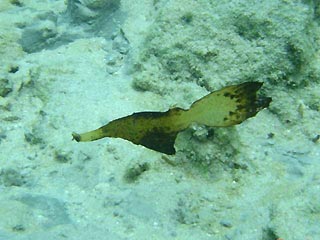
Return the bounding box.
[0,0,320,239]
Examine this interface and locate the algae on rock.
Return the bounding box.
[132,0,319,94]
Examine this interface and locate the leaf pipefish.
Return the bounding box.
[72,82,271,154]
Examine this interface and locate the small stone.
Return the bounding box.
[54,151,72,163]
[24,132,43,145]
[0,78,12,97]
[8,65,19,73]
[12,224,25,232]
[10,0,24,7]
[220,220,232,228]
[1,168,25,187]
[312,134,320,143]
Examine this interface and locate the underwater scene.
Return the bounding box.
[0,0,319,239]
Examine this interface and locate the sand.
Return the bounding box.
[0,0,319,239]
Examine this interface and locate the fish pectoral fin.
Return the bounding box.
[137,129,179,155]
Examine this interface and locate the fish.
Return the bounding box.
[72,82,271,154]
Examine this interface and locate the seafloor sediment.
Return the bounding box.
[0,0,319,239]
